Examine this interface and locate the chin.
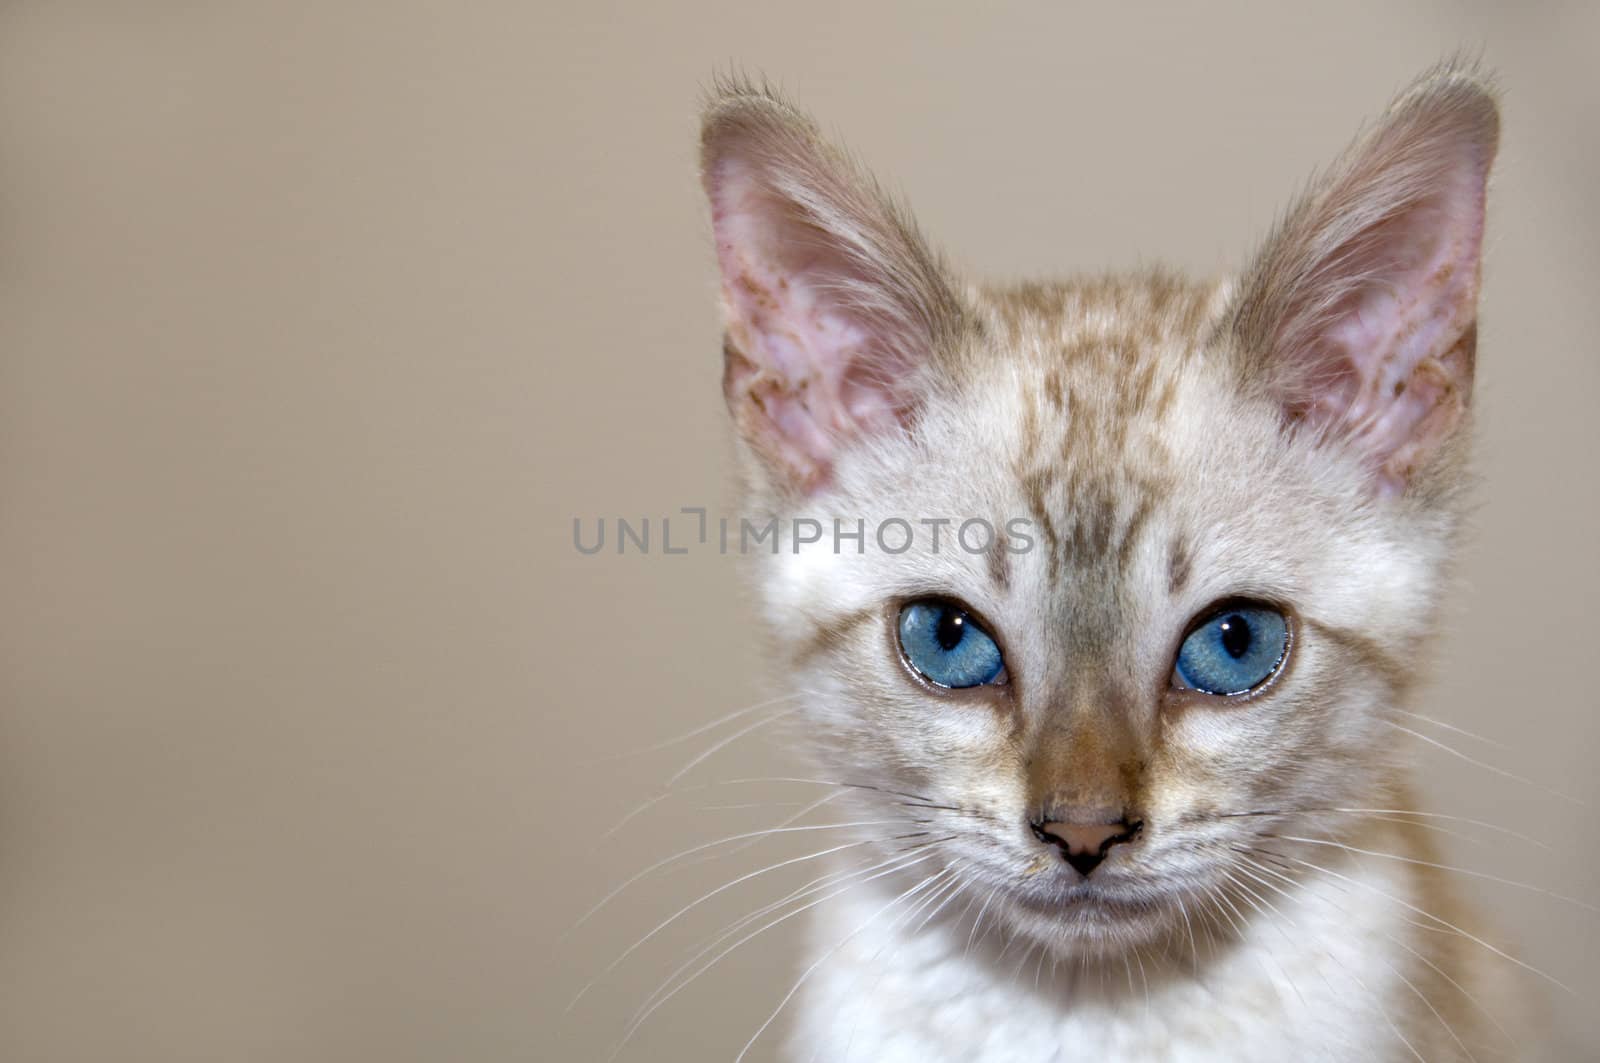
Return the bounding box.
[998,874,1183,958]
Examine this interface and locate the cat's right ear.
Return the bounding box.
[700,81,960,495]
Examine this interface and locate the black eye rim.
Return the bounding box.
[1166,597,1296,702]
[887,595,1013,696]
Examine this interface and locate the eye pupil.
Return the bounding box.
[936,609,967,651]
[1219,614,1252,659]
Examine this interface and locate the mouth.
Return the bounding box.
[1013,880,1162,913]
[1001,875,1178,939]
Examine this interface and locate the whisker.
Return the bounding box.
[734,864,960,1062]
[1226,853,1414,1059]
[616,850,933,1055]
[1132,948,1150,1019]
[666,702,810,786]
[1203,877,1249,942]
[1230,848,1300,890]
[688,828,950,956]
[1387,706,1510,750]
[1325,808,1547,849]
[615,841,951,1056]
[1387,920,1516,1050]
[579,691,809,767]
[589,787,680,852]
[698,800,809,811]
[1344,811,1490,849]
[588,774,853,853]
[910,867,970,938]
[965,883,1005,962]
[1212,805,1551,850]
[1264,847,1576,996]
[713,776,961,813]
[566,832,903,1012]
[680,852,905,973]
[567,818,925,934]
[1380,719,1586,808]
[1174,893,1199,970]
[1235,849,1513,1053]
[711,789,856,861]
[840,867,973,1063]
[1268,833,1599,914]
[712,856,882,938]
[1220,869,1309,1012]
[1211,870,1314,1017]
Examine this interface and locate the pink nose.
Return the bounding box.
[1031,817,1142,876]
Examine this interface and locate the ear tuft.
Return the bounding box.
[1231,61,1499,497]
[700,79,960,495]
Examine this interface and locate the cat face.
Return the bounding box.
[701,68,1496,957]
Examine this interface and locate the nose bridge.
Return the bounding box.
[1025,678,1143,817]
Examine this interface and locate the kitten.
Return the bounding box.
[699,62,1525,1061]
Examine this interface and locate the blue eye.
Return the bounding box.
[897,600,1005,689]
[1173,604,1289,695]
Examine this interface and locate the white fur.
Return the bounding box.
[791,854,1423,1062]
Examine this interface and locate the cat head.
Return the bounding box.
[700,65,1497,956]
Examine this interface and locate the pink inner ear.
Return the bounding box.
[1283,157,1488,497]
[709,156,920,491]
[1308,219,1480,494]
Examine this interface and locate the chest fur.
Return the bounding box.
[787,858,1456,1063]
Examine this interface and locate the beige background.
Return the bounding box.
[0,2,1596,1060]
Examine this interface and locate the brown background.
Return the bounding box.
[1,3,1596,1060]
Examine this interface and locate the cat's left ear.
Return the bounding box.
[1230,65,1499,497]
[700,81,962,495]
